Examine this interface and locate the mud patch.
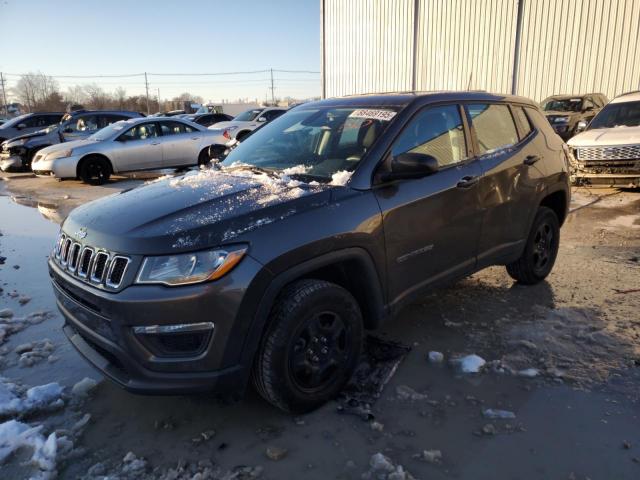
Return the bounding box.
[337,336,411,420]
[502,306,639,391]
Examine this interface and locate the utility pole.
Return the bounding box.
[269,68,275,105]
[0,72,8,116]
[144,72,150,115]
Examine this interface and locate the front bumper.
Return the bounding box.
[50,254,266,395]
[568,153,640,188]
[32,154,81,179]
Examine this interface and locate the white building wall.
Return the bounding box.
[322,0,640,101]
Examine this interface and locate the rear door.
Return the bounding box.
[159,120,202,167]
[112,122,163,171]
[469,103,546,268]
[375,103,483,307]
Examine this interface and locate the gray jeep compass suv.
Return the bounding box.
[49,92,570,413]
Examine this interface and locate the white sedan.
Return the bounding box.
[32,117,227,184]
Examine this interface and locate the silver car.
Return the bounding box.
[32,117,227,184]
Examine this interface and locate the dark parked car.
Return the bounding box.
[49,92,570,413]
[0,112,63,144]
[541,93,608,140]
[0,110,143,172]
[182,112,233,128]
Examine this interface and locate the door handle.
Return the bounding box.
[456,175,479,188]
[524,154,541,166]
[151,141,161,146]
[191,136,199,140]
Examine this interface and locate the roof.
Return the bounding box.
[299,91,538,109]
[611,91,640,103]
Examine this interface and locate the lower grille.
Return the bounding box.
[577,145,640,161]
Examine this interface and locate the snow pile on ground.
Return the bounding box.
[0,380,64,418]
[362,452,415,480]
[0,420,57,479]
[451,354,486,373]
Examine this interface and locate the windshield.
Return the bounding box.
[542,98,583,112]
[588,101,640,129]
[87,121,129,141]
[221,106,397,181]
[233,109,264,122]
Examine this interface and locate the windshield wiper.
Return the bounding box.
[223,164,280,179]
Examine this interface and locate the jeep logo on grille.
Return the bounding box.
[75,227,87,239]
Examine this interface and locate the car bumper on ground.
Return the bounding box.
[32,154,81,178]
[49,255,266,395]
[0,154,25,172]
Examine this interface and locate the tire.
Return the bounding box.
[197,149,210,167]
[79,156,111,185]
[252,279,363,413]
[235,130,250,142]
[506,206,560,285]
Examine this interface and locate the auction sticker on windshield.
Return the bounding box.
[349,109,397,121]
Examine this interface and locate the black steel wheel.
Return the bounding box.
[253,279,363,413]
[506,206,560,284]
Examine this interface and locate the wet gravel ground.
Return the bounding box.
[1,171,639,479]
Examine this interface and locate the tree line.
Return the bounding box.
[11,72,204,114]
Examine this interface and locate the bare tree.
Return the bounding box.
[12,72,61,112]
[114,86,127,110]
[82,83,111,109]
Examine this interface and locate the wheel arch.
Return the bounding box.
[237,247,387,374]
[539,187,568,226]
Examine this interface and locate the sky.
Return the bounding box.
[0,0,321,103]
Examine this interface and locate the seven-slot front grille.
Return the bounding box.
[576,145,640,162]
[52,232,130,289]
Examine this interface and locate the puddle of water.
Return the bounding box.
[0,195,95,386]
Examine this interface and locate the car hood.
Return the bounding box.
[63,169,332,255]
[40,139,93,155]
[5,130,49,143]
[567,126,640,147]
[544,110,579,117]
[210,120,256,130]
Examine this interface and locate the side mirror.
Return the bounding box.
[381,152,439,182]
[576,120,588,133]
[16,123,26,130]
[257,116,267,122]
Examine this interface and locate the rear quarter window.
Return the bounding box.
[513,106,533,138]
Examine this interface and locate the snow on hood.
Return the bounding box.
[64,164,341,254]
[568,125,640,147]
[4,130,49,144]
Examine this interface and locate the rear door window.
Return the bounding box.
[120,123,159,141]
[467,104,519,155]
[391,104,468,168]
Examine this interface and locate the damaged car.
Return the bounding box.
[541,93,607,140]
[49,92,569,413]
[567,91,640,188]
[0,110,142,172]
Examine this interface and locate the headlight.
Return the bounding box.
[135,246,247,286]
[554,117,570,124]
[46,149,74,161]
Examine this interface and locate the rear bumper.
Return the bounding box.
[50,254,267,395]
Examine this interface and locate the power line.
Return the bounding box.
[2,69,320,79]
